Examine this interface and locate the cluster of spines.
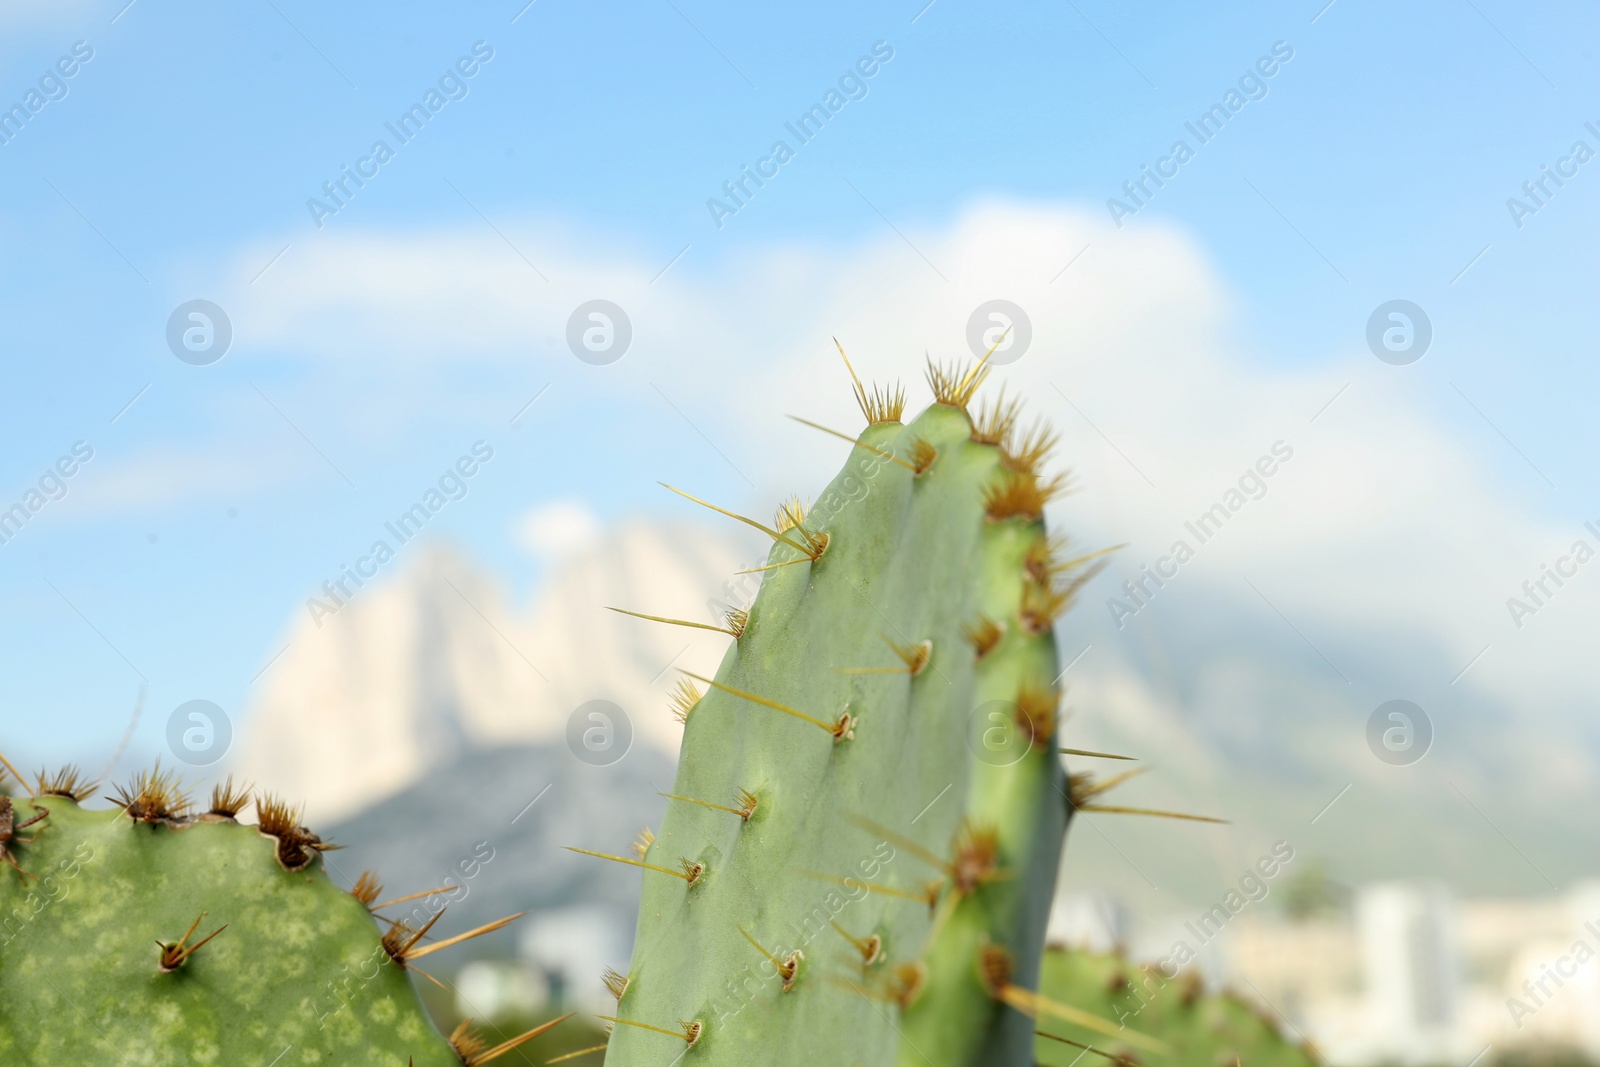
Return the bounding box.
[109,762,191,824]
[774,495,810,533]
[603,966,630,1000]
[1021,538,1118,635]
[970,382,1075,523]
[98,765,265,830]
[963,614,1004,659]
[836,338,907,424]
[0,758,48,881]
[350,869,383,907]
[971,389,1020,446]
[981,945,1170,1057]
[207,774,253,819]
[926,354,991,411]
[33,764,96,802]
[446,1014,575,1066]
[255,792,339,871]
[669,679,703,724]
[838,959,927,1010]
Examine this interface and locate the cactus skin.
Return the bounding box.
[0,791,461,1066]
[601,377,1083,1067]
[1034,947,1319,1067]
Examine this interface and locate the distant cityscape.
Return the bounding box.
[1048,881,1600,1066]
[437,879,1600,1067]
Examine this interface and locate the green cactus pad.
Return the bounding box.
[1034,947,1319,1067]
[598,365,1102,1067]
[0,779,494,1066]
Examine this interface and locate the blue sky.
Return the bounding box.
[1,0,1596,790]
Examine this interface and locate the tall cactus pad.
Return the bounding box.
[601,365,1097,1067]
[1034,947,1319,1067]
[0,775,542,1065]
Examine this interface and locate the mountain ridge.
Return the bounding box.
[231,520,750,821]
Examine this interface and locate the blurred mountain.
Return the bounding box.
[323,740,675,960]
[232,521,752,822]
[226,511,1596,934]
[1049,583,1600,906]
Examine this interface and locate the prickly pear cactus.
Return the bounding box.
[0,766,557,1066]
[593,356,1113,1067]
[1034,947,1319,1067]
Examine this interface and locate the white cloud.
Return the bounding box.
[218,200,1597,727]
[516,499,603,559]
[54,440,308,517]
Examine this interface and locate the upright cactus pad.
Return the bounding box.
[0,766,562,1066]
[1034,947,1319,1067]
[594,355,1114,1067]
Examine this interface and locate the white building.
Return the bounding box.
[1356,881,1461,1064]
[455,960,549,1020]
[1048,890,1129,953]
[518,905,632,1012]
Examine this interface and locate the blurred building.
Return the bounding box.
[1048,890,1129,953]
[518,905,632,1012]
[1356,881,1461,1064]
[455,960,548,1020]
